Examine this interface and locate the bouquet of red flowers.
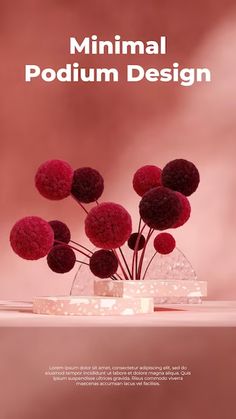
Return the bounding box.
[10,158,199,281]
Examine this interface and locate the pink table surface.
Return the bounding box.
[0,321,236,419]
[0,300,236,327]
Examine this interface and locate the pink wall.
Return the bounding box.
[1,0,236,299]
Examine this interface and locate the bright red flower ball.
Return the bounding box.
[172,192,191,228]
[161,159,200,196]
[128,233,145,251]
[10,216,54,260]
[89,250,118,278]
[35,159,73,200]
[154,233,176,254]
[71,167,104,203]
[85,202,132,249]
[47,245,76,273]
[133,165,162,197]
[139,187,182,230]
[49,220,71,245]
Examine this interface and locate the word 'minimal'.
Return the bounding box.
[69,35,167,55]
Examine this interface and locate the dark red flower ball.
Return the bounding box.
[161,159,200,196]
[128,233,145,251]
[10,216,54,260]
[133,165,162,197]
[35,159,73,200]
[49,220,71,245]
[172,192,191,228]
[139,187,182,230]
[85,202,132,249]
[47,245,76,273]
[89,250,118,278]
[154,233,176,254]
[71,167,104,203]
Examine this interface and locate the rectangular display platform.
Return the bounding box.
[0,301,235,327]
[94,279,207,303]
[33,296,154,316]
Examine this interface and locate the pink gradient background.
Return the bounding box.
[1,3,236,419]
[1,0,236,301]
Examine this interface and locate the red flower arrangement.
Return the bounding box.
[47,245,76,273]
[10,158,200,280]
[35,160,73,200]
[89,250,118,278]
[139,186,182,230]
[162,159,200,196]
[10,216,54,260]
[85,202,132,249]
[133,165,162,197]
[49,220,71,245]
[154,233,176,255]
[71,167,104,203]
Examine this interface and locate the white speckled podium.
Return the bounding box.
[94,279,207,304]
[33,296,154,316]
[0,301,236,327]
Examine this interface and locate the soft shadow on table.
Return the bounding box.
[154,307,184,312]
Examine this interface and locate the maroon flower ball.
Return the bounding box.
[162,159,200,196]
[154,233,176,254]
[47,245,76,273]
[10,216,54,260]
[35,159,73,200]
[127,233,145,251]
[71,167,104,203]
[89,250,118,278]
[49,220,71,245]
[172,192,191,228]
[139,187,182,230]
[85,202,132,249]
[133,165,162,197]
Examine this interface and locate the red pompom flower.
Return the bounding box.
[47,245,76,273]
[128,233,145,251]
[85,202,132,249]
[154,233,176,254]
[10,216,54,260]
[162,159,200,196]
[133,165,162,197]
[71,167,104,203]
[35,159,73,200]
[172,192,191,228]
[89,250,118,278]
[49,220,71,245]
[139,187,182,230]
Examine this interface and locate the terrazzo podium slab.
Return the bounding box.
[33,296,154,316]
[0,301,236,327]
[94,279,207,304]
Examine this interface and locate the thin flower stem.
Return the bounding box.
[131,223,146,279]
[137,228,154,279]
[71,194,89,214]
[111,272,123,280]
[76,260,89,266]
[54,240,91,259]
[113,249,129,280]
[70,240,93,254]
[137,217,142,232]
[135,217,142,279]
[142,251,157,280]
[119,248,132,279]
